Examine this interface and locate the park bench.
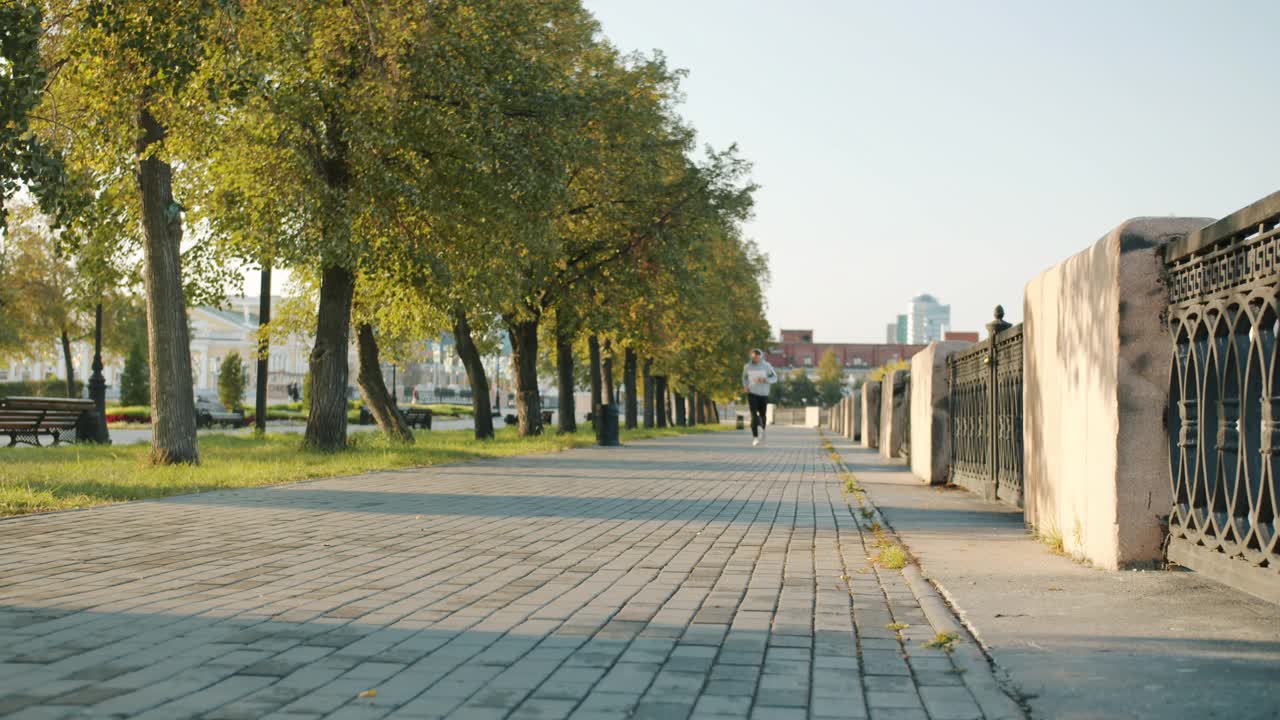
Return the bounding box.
[403,407,432,430]
[0,396,95,447]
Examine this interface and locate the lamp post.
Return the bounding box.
[87,302,110,443]
[254,265,270,434]
[492,352,501,413]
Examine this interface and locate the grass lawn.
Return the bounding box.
[0,424,732,517]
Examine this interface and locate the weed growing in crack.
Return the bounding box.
[923,631,960,653]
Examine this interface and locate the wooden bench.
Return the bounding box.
[403,407,432,430]
[0,396,95,447]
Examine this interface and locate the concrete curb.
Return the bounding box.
[823,432,1028,720]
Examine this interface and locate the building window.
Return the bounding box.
[803,356,813,366]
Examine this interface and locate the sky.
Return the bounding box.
[582,0,1280,342]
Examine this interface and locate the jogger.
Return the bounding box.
[742,348,777,445]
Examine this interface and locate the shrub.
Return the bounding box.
[119,339,149,406]
[217,352,247,411]
[0,379,84,397]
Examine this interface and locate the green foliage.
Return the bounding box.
[0,194,89,364]
[217,352,246,411]
[301,370,312,409]
[0,0,74,230]
[119,339,149,406]
[816,349,844,407]
[15,0,771,444]
[0,379,83,397]
[771,369,819,407]
[867,359,910,384]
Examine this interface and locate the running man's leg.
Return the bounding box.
[749,395,765,437]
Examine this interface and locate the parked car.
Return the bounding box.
[195,393,247,429]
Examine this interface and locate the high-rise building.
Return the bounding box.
[884,315,908,343]
[907,294,950,343]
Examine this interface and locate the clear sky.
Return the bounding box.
[583,0,1280,342]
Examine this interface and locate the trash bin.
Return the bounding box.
[735,413,746,430]
[597,403,620,447]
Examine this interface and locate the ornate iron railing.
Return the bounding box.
[1164,191,1280,597]
[947,307,1024,506]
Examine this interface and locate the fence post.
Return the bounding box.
[984,306,1011,502]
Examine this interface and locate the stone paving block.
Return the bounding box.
[0,428,1021,720]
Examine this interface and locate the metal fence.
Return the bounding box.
[947,307,1025,506]
[772,407,808,426]
[1164,191,1280,596]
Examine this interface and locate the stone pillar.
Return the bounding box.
[849,392,860,442]
[861,381,881,449]
[1024,216,1211,569]
[879,369,908,458]
[909,341,973,485]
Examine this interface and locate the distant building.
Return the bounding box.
[884,314,908,343]
[768,329,926,383]
[1,295,513,405]
[907,293,951,343]
[944,331,980,343]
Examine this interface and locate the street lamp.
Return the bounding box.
[86,302,110,444]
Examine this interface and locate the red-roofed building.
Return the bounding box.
[766,329,927,382]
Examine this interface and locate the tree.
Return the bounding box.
[187,0,417,451]
[777,369,818,407]
[0,0,73,231]
[0,194,88,397]
[816,349,844,407]
[217,352,246,412]
[119,339,149,406]
[34,0,233,464]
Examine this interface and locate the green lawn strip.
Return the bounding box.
[0,424,734,517]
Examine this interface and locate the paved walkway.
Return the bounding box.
[827,439,1280,720]
[0,427,1021,720]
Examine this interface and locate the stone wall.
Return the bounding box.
[909,341,973,484]
[1023,217,1210,569]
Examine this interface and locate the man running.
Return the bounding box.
[742,348,777,446]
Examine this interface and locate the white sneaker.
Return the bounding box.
[752,437,760,446]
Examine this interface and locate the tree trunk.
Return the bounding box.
[711,400,720,423]
[451,308,494,440]
[60,327,76,398]
[687,392,697,426]
[507,318,542,436]
[642,357,654,428]
[136,106,199,465]
[673,390,686,426]
[355,323,413,443]
[303,264,356,451]
[655,375,668,428]
[623,348,637,429]
[555,323,577,434]
[588,335,602,431]
[695,391,706,424]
